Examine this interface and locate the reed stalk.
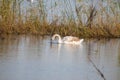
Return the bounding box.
[0,0,120,38]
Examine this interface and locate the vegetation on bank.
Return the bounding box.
[0,0,120,38]
[0,22,120,38]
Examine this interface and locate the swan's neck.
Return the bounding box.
[57,35,62,43]
[79,39,84,43]
[52,34,62,43]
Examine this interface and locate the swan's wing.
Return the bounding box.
[70,37,80,41]
[63,36,80,42]
[62,36,72,41]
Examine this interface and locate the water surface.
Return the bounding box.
[0,35,120,80]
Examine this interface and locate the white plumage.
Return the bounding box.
[52,34,84,44]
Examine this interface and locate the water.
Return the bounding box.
[0,35,120,80]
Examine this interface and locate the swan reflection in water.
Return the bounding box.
[50,35,84,61]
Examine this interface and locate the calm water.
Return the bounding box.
[0,35,120,80]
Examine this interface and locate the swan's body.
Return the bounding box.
[27,0,34,3]
[52,34,83,44]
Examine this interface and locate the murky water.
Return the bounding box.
[0,35,120,80]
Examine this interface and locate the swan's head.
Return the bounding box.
[51,34,60,40]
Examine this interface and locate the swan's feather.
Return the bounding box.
[63,36,79,41]
[52,34,83,44]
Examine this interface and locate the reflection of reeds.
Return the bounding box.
[0,0,120,38]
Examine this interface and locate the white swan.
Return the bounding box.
[51,34,84,44]
[27,0,34,3]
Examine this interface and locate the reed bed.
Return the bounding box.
[0,0,120,38]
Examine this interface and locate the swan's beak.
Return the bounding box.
[50,38,52,43]
[50,38,52,41]
[51,38,53,40]
[51,36,54,40]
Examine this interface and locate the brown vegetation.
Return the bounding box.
[0,0,120,38]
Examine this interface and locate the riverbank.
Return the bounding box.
[0,22,120,38]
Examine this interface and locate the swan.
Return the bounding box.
[51,34,84,44]
[27,0,34,3]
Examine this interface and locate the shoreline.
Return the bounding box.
[0,25,120,39]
